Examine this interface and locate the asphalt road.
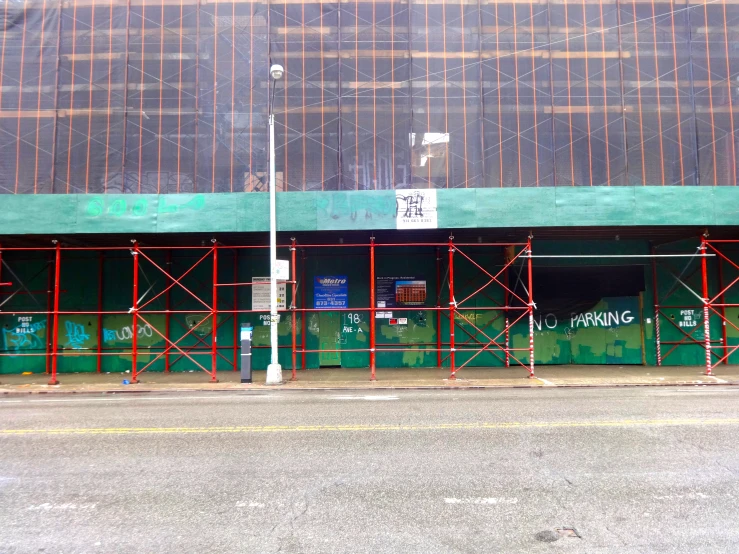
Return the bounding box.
[2,387,739,553]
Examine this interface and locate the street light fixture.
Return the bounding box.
[266,64,284,385]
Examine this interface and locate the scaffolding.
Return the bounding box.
[1,0,738,194]
[0,237,535,384]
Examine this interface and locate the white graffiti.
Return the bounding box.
[102,323,153,342]
[533,313,558,331]
[570,310,635,328]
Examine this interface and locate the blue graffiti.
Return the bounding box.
[1,319,47,352]
[64,320,90,350]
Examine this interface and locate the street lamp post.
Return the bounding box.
[266,63,284,385]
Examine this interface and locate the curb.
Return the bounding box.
[0,380,736,396]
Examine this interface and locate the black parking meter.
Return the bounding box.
[240,323,253,383]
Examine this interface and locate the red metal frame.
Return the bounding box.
[0,237,536,382]
[701,237,739,373]
[652,241,723,368]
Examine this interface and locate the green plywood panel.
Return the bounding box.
[712,188,739,225]
[474,188,557,228]
[438,189,476,228]
[555,187,636,226]
[80,195,158,234]
[315,190,396,230]
[1,194,77,234]
[4,188,739,235]
[278,192,318,231]
[157,194,240,233]
[635,187,715,226]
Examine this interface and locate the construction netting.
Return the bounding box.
[0,0,737,193]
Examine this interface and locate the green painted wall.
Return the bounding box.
[3,187,739,237]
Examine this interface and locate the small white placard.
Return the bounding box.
[377,301,386,308]
[398,318,408,325]
[274,259,290,280]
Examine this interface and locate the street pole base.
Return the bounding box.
[528,374,537,379]
[449,373,456,380]
[266,363,283,385]
[48,379,59,385]
[241,379,252,384]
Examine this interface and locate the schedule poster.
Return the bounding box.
[376,277,427,308]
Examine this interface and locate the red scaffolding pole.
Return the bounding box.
[48,241,61,385]
[291,237,297,381]
[652,239,722,369]
[370,237,376,381]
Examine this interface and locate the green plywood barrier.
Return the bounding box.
[3,187,739,236]
[0,240,733,374]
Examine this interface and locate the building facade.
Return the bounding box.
[1,0,739,380]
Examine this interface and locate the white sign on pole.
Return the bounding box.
[395,189,438,229]
[252,277,286,311]
[274,259,290,280]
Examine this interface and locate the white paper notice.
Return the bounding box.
[252,277,286,311]
[395,189,438,229]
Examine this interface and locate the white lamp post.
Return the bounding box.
[266,63,284,385]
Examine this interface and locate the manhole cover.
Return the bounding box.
[556,527,581,538]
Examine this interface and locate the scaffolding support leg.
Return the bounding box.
[370,237,376,381]
[651,246,662,366]
[211,242,218,382]
[45,251,53,375]
[165,249,172,372]
[449,235,456,380]
[49,241,61,385]
[301,248,306,370]
[701,235,712,376]
[291,238,297,381]
[527,237,535,378]
[96,251,104,373]
[717,253,728,365]
[131,242,140,383]
[504,257,510,368]
[436,247,442,368]
[233,250,239,371]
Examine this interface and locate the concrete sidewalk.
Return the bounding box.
[0,364,735,394]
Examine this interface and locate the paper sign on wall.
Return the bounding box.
[314,276,349,309]
[252,277,286,311]
[396,189,437,229]
[377,277,427,308]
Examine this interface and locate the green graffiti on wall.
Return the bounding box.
[85,194,205,218]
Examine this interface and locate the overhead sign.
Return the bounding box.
[252,277,286,311]
[377,276,427,308]
[395,189,437,229]
[314,276,349,309]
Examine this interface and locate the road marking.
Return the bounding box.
[537,378,556,387]
[672,389,739,393]
[2,418,739,436]
[444,497,518,505]
[707,376,730,384]
[332,395,399,401]
[26,503,96,512]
